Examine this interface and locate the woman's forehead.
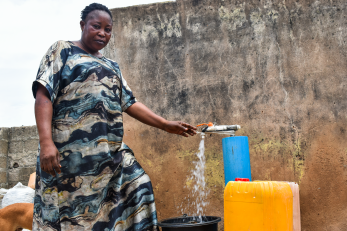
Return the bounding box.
[86,10,112,24]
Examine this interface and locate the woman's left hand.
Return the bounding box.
[125,102,197,137]
[163,121,197,137]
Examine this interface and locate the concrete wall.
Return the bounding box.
[1,0,347,230]
[103,0,347,230]
[0,126,38,189]
[0,128,10,189]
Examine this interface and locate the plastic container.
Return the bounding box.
[158,215,221,231]
[253,181,301,231]
[288,182,301,231]
[222,136,252,184]
[235,178,250,181]
[224,181,293,231]
[28,172,36,189]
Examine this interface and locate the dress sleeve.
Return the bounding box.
[120,74,137,112]
[32,41,68,103]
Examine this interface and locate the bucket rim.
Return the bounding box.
[157,215,221,228]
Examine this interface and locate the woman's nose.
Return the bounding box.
[98,31,105,37]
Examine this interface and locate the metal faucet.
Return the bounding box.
[196,122,241,136]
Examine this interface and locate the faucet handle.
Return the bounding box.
[196,122,214,127]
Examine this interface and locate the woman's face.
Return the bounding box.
[80,10,112,53]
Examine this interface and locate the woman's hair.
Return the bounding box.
[81,3,113,21]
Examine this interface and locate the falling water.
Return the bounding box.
[178,133,210,222]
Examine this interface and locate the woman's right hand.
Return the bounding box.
[40,141,61,176]
[35,83,61,177]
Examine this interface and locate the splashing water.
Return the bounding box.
[178,134,210,222]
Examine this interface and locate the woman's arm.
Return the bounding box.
[35,84,61,176]
[125,102,196,137]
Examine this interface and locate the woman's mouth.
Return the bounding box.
[95,40,105,45]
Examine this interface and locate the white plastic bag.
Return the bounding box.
[0,188,9,207]
[1,182,35,208]
[0,188,9,195]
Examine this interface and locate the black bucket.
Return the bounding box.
[158,215,221,231]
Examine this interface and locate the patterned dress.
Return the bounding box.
[32,41,159,231]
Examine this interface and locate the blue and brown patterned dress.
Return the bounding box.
[32,40,158,231]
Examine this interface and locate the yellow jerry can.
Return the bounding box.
[224,181,293,231]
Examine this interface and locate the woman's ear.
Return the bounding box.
[80,20,85,33]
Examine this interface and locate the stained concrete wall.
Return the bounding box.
[1,0,346,229]
[103,0,347,230]
[0,126,38,189]
[0,128,10,189]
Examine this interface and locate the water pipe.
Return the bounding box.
[196,122,251,183]
[196,122,241,136]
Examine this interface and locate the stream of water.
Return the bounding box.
[179,134,210,222]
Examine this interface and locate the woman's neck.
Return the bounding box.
[71,40,102,58]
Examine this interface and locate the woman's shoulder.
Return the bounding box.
[49,40,72,50]
[43,40,72,58]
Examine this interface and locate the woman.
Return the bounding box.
[32,3,196,231]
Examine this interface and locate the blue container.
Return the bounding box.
[222,136,252,184]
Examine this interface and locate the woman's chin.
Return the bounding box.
[89,43,106,52]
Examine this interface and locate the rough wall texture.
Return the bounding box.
[103,0,347,230]
[0,126,38,189]
[1,0,347,230]
[0,128,10,189]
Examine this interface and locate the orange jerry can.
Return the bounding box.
[288,182,301,231]
[28,172,36,189]
[224,181,293,231]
